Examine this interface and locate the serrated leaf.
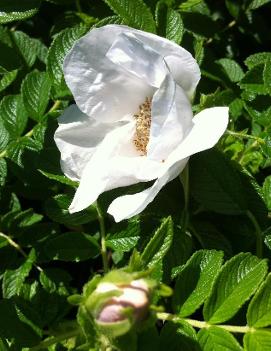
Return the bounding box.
[2,249,36,298]
[12,31,38,68]
[39,268,72,294]
[44,232,99,261]
[247,274,271,327]
[198,326,242,351]
[263,175,271,210]
[0,0,40,24]
[21,70,51,120]
[172,250,224,317]
[0,69,18,93]
[156,2,183,44]
[239,64,269,94]
[0,299,40,346]
[47,24,88,92]
[217,58,244,83]
[103,0,156,33]
[45,193,97,226]
[95,15,125,27]
[244,330,271,351]
[6,137,42,165]
[141,216,173,268]
[0,158,7,186]
[38,169,78,186]
[245,52,271,69]
[203,253,268,324]
[190,149,247,215]
[247,0,271,10]
[0,95,28,138]
[159,321,200,351]
[106,220,140,252]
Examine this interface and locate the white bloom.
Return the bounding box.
[54,24,229,222]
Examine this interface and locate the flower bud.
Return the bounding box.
[85,274,151,337]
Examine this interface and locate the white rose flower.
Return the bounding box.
[54,24,229,222]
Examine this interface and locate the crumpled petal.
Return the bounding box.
[64,25,200,122]
[147,74,193,161]
[69,122,163,213]
[54,105,124,180]
[108,107,229,222]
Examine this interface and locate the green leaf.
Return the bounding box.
[239,64,269,95]
[245,52,271,69]
[47,24,88,93]
[203,253,268,324]
[6,137,42,165]
[190,149,247,215]
[263,175,271,210]
[0,0,40,24]
[216,58,245,83]
[198,326,242,351]
[159,321,200,351]
[156,2,183,44]
[244,330,271,351]
[141,216,173,268]
[45,193,97,226]
[102,0,156,33]
[247,0,271,10]
[0,158,7,186]
[21,70,51,121]
[12,31,38,68]
[38,169,78,187]
[44,232,99,261]
[2,249,36,298]
[0,69,18,93]
[247,274,271,327]
[39,268,72,294]
[106,220,140,252]
[0,299,40,346]
[0,95,28,138]
[172,250,224,317]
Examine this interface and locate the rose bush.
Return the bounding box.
[54,24,229,222]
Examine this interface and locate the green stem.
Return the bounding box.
[179,164,190,229]
[246,210,263,258]
[96,203,109,273]
[75,0,82,12]
[48,100,61,113]
[29,328,80,351]
[157,313,252,334]
[0,232,43,272]
[226,130,264,145]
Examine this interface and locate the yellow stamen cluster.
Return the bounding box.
[133,97,152,155]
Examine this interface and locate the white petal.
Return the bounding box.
[147,74,193,161]
[54,105,123,181]
[69,122,163,213]
[166,107,229,165]
[107,158,188,222]
[106,32,168,88]
[64,26,154,123]
[108,107,229,222]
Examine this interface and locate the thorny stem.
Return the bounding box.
[29,328,80,351]
[246,210,263,258]
[226,130,265,145]
[157,313,252,334]
[96,203,109,273]
[0,232,43,272]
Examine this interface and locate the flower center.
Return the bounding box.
[133,97,152,156]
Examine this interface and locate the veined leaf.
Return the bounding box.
[21,70,51,121]
[244,330,271,351]
[247,274,271,327]
[102,0,156,33]
[106,220,140,252]
[203,253,268,324]
[245,52,271,69]
[172,250,224,317]
[0,0,40,24]
[216,58,244,83]
[0,69,18,93]
[198,326,242,351]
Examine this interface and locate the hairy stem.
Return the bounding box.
[226,130,264,144]
[157,313,252,334]
[96,203,109,273]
